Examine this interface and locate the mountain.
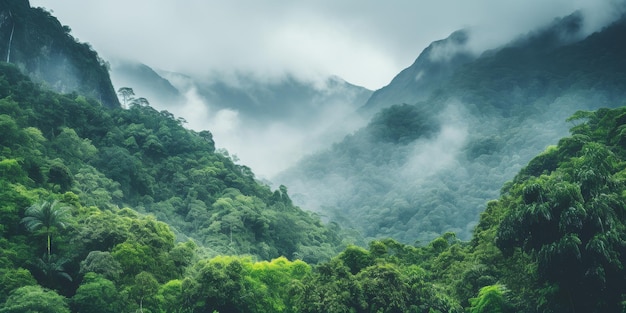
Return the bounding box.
[276,12,626,244]
[359,29,474,116]
[109,61,183,106]
[0,61,344,263]
[111,62,373,177]
[113,63,372,128]
[0,1,119,108]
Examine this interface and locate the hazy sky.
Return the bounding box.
[29,0,624,90]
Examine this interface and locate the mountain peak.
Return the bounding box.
[359,29,474,115]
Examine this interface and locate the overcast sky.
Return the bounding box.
[29,0,625,90]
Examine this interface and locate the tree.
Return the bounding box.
[21,200,71,257]
[79,251,122,281]
[47,161,73,192]
[0,285,70,313]
[0,268,37,303]
[496,140,626,312]
[132,271,159,313]
[130,97,150,108]
[117,87,135,108]
[357,263,409,313]
[34,254,73,289]
[71,273,122,313]
[158,280,184,313]
[469,284,511,313]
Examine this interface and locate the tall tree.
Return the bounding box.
[117,87,135,108]
[21,200,71,257]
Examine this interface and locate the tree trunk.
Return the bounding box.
[47,232,51,257]
[6,18,14,63]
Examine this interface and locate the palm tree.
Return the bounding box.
[35,254,73,288]
[21,200,71,257]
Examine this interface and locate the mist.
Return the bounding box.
[29,0,626,181]
[110,64,371,178]
[30,0,625,91]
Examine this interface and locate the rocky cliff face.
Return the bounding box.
[0,0,119,108]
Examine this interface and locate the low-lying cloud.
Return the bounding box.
[401,104,469,180]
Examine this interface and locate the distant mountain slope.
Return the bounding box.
[277,13,626,243]
[359,30,474,116]
[111,62,372,177]
[0,0,119,107]
[110,61,183,106]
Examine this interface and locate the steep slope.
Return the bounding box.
[111,62,372,177]
[277,13,626,243]
[471,106,626,312]
[0,62,343,263]
[359,30,474,116]
[0,0,119,107]
[110,61,183,106]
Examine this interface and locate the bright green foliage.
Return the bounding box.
[0,268,37,303]
[494,107,626,312]
[131,271,160,313]
[0,59,342,264]
[71,273,122,313]
[293,239,463,313]
[468,285,510,313]
[186,256,260,312]
[249,257,312,312]
[184,255,311,312]
[157,279,184,313]
[0,285,70,313]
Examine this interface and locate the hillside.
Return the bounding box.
[359,29,474,116]
[3,89,624,311]
[110,61,373,177]
[277,12,626,243]
[0,61,343,263]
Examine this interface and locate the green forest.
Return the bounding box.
[3,63,626,311]
[3,2,626,312]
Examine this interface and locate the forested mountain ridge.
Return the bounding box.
[277,12,626,244]
[0,58,345,259]
[110,60,373,178]
[0,0,119,107]
[3,80,624,311]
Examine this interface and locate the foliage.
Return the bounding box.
[0,32,342,311]
[21,200,71,256]
[0,285,70,313]
[493,107,626,312]
[468,284,511,313]
[71,273,122,313]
